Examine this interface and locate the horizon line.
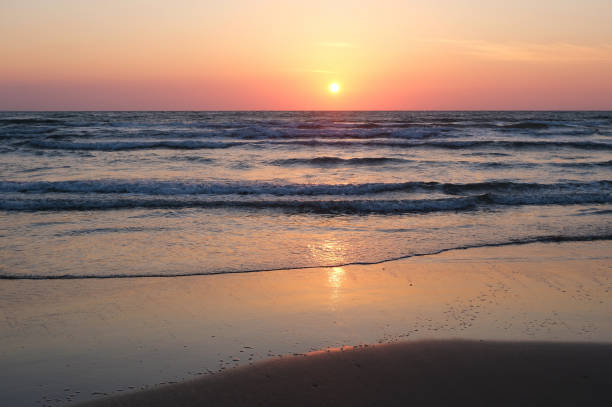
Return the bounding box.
[1,109,611,113]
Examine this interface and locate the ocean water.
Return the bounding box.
[1,111,611,279]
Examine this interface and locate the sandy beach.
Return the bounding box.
[78,339,612,406]
[1,240,611,405]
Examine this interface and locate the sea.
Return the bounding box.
[1,111,611,279]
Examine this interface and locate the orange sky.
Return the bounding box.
[1,0,611,110]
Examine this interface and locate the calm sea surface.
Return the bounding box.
[1,111,611,278]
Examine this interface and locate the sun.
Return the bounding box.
[329,82,340,93]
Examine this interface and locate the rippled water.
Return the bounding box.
[1,111,611,278]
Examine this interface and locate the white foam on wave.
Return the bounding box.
[1,179,608,196]
[25,140,244,151]
[1,192,610,212]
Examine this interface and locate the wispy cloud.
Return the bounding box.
[425,39,612,62]
[317,42,356,48]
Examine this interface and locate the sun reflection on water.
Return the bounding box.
[328,267,345,289]
[328,266,346,304]
[307,239,350,306]
[307,238,348,265]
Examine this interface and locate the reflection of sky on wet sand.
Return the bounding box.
[1,241,612,406]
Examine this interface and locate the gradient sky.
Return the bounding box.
[1,0,611,110]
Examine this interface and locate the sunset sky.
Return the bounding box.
[1,0,611,110]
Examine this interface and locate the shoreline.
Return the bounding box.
[2,234,611,280]
[78,339,612,406]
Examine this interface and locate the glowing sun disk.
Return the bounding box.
[329,83,340,93]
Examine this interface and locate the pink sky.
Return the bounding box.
[1,0,611,110]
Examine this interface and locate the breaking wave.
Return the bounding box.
[2,192,610,212]
[1,179,609,197]
[22,140,245,151]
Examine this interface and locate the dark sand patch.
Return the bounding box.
[78,339,612,407]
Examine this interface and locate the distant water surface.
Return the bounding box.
[1,111,611,278]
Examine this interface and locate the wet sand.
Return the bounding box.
[1,241,611,405]
[79,339,612,407]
